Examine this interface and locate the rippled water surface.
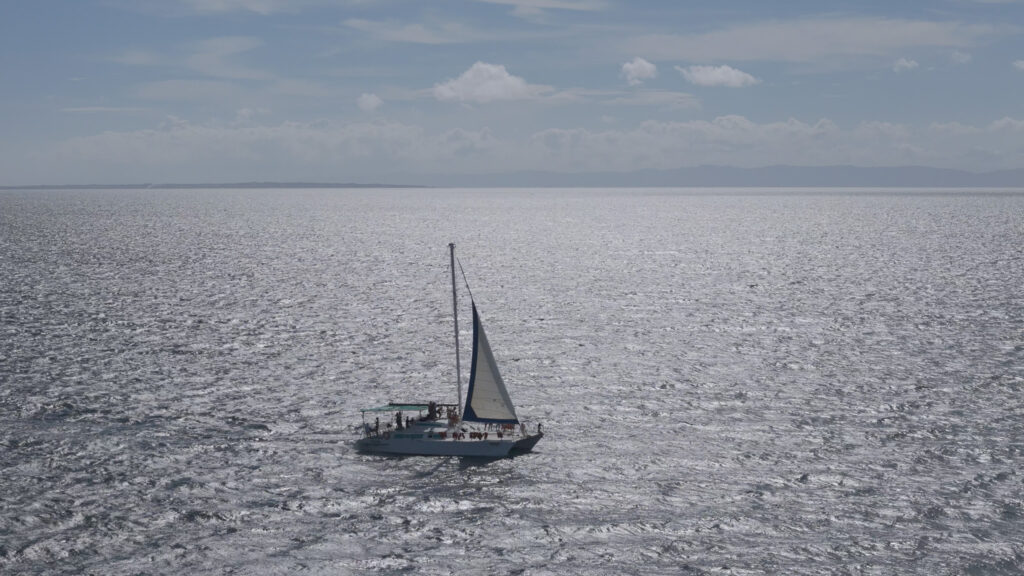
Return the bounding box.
[2,187,1023,575]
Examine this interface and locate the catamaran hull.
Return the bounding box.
[509,432,543,455]
[355,433,542,457]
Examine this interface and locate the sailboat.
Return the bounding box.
[354,243,543,457]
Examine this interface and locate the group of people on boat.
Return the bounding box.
[426,401,460,422]
[363,401,454,437]
[362,399,542,441]
[395,412,416,430]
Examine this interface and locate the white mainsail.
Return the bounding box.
[462,303,519,423]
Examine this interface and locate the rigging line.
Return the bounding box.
[455,257,476,304]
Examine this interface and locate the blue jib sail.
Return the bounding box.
[462,303,520,424]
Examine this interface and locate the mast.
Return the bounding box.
[449,243,462,418]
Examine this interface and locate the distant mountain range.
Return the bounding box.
[423,165,1024,188]
[3,165,1022,189]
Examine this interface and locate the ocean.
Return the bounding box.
[1,187,1023,575]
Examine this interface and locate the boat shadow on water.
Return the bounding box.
[373,450,544,472]
[454,448,541,469]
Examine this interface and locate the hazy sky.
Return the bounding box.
[2,0,1024,184]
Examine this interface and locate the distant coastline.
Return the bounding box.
[427,165,1024,188]
[3,164,1023,189]
[0,182,426,191]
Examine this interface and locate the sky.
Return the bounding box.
[2,0,1024,185]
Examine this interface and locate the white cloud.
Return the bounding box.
[47,117,538,183]
[474,0,605,9]
[186,36,269,80]
[621,57,657,86]
[606,90,699,109]
[122,39,329,104]
[235,107,270,122]
[53,119,437,180]
[990,117,1024,131]
[437,127,500,156]
[473,0,606,18]
[525,116,842,171]
[929,121,982,135]
[51,115,833,180]
[61,107,148,114]
[267,79,330,98]
[111,38,271,81]
[951,50,972,64]
[174,0,314,14]
[23,113,1024,184]
[135,79,243,101]
[343,19,481,45]
[676,65,759,87]
[111,50,160,66]
[520,115,1024,173]
[432,62,551,102]
[1014,60,1024,70]
[624,18,995,63]
[892,58,919,72]
[855,121,910,139]
[357,93,383,112]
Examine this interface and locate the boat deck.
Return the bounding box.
[356,407,542,457]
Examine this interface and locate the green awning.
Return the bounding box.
[359,404,430,413]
